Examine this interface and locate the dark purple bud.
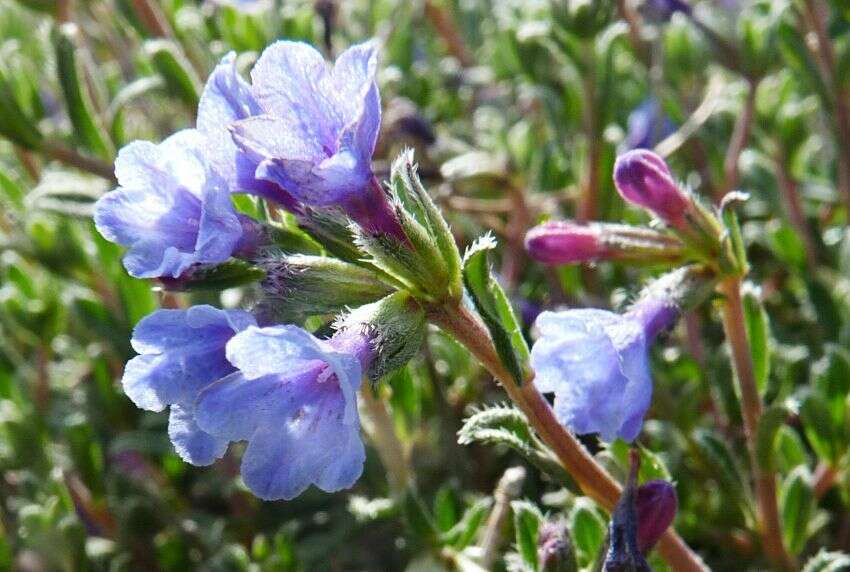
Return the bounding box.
[613,150,689,227]
[604,451,650,572]
[525,221,610,265]
[537,520,576,571]
[636,480,678,554]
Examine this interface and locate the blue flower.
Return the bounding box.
[530,298,678,442]
[197,53,301,211]
[121,305,256,464]
[197,42,404,237]
[230,41,380,209]
[195,326,373,500]
[94,130,258,279]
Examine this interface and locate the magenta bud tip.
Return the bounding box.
[614,150,689,224]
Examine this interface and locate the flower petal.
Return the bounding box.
[250,41,341,149]
[168,403,229,466]
[239,382,365,500]
[123,306,254,411]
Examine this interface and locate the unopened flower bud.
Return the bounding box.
[525,222,609,265]
[604,451,677,571]
[256,254,393,323]
[525,221,685,267]
[604,451,650,572]
[537,520,577,572]
[614,150,690,227]
[636,480,678,554]
[336,291,426,381]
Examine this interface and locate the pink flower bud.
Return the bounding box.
[525,221,608,265]
[614,150,689,225]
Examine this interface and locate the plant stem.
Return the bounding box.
[774,153,818,269]
[578,42,600,222]
[359,386,410,494]
[716,78,759,202]
[800,0,850,213]
[479,466,526,568]
[423,0,474,67]
[42,141,115,181]
[430,302,707,572]
[717,277,795,572]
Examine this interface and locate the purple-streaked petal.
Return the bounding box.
[250,41,341,150]
[238,381,364,500]
[330,41,380,132]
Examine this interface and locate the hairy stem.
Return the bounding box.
[718,277,795,572]
[430,302,707,572]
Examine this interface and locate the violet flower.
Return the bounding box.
[227,41,404,238]
[197,52,300,211]
[121,305,256,465]
[530,296,679,442]
[195,325,373,500]
[93,130,262,279]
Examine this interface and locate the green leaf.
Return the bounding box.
[442,498,492,549]
[692,429,749,517]
[568,499,605,568]
[458,404,569,483]
[402,488,440,546]
[607,440,672,483]
[755,404,789,473]
[0,61,43,150]
[742,287,771,394]
[775,425,809,474]
[800,391,842,464]
[434,486,459,532]
[802,549,850,572]
[780,466,815,556]
[53,23,114,160]
[804,276,842,341]
[462,234,530,385]
[512,500,544,571]
[812,345,850,430]
[27,170,109,218]
[144,39,201,110]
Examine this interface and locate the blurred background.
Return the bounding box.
[1,0,850,569]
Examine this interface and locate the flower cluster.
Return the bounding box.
[124,306,372,499]
[526,151,718,443]
[94,41,441,500]
[95,40,395,281]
